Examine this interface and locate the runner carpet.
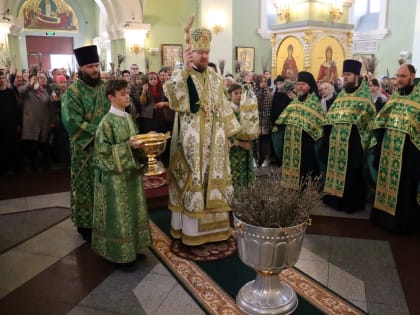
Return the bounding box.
[148,207,366,315]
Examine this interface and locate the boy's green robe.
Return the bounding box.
[92,111,151,263]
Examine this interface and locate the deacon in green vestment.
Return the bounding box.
[321,60,376,212]
[272,71,324,190]
[92,79,151,263]
[61,45,110,241]
[369,64,420,233]
[164,27,241,246]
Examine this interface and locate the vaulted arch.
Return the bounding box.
[1,0,146,69]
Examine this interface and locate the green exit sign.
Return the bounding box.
[45,31,56,36]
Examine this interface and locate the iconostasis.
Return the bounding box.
[271,28,352,82]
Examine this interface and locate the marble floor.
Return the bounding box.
[0,169,417,315]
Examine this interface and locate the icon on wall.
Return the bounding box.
[276,36,303,80]
[310,36,344,83]
[161,44,183,71]
[236,47,255,72]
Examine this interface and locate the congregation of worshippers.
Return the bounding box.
[1,48,419,240]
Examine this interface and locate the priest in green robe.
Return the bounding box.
[321,60,376,212]
[163,27,241,246]
[369,64,420,232]
[61,45,110,241]
[272,71,324,190]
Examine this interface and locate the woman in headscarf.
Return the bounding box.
[139,71,170,134]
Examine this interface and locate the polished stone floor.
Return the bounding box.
[0,167,417,315]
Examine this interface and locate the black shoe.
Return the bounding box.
[77,227,92,242]
[137,253,147,261]
[117,261,137,272]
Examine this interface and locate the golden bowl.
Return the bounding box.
[132,131,171,176]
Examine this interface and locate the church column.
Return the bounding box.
[0,22,23,71]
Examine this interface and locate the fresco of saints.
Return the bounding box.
[40,0,58,17]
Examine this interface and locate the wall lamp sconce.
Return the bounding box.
[212,23,224,35]
[330,1,344,23]
[207,10,226,35]
[277,6,290,22]
[272,0,290,23]
[130,42,144,55]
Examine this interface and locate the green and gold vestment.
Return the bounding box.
[61,80,110,228]
[229,92,259,188]
[164,67,241,245]
[272,92,324,189]
[92,110,151,263]
[371,84,420,216]
[323,79,376,198]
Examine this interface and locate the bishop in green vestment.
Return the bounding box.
[164,28,241,246]
[61,45,110,240]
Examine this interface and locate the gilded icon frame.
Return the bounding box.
[236,46,255,72]
[161,44,183,69]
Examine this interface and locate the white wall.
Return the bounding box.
[201,0,233,75]
[412,0,420,74]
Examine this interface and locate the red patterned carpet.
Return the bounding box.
[150,220,365,315]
